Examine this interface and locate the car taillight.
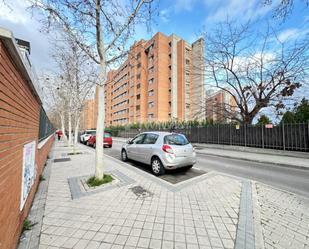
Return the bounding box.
[162,144,174,154]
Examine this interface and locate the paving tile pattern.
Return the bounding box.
[38,142,242,249]
[256,184,309,249]
[235,181,255,249]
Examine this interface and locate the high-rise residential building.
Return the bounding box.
[205,89,237,123]
[80,99,96,130]
[101,32,206,126]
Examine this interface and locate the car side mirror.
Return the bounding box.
[127,139,132,144]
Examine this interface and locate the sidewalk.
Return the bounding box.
[19,140,309,249]
[113,137,309,170]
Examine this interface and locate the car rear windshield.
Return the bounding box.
[164,134,189,145]
[87,131,96,135]
[104,133,111,138]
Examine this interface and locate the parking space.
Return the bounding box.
[81,140,207,184]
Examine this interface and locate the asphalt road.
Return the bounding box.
[90,140,309,199]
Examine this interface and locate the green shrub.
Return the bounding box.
[86,175,114,187]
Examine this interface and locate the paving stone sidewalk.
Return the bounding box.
[21,141,309,249]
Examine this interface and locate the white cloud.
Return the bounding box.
[0,0,54,72]
[159,8,170,23]
[174,0,197,12]
[0,1,29,24]
[205,0,275,24]
[277,28,309,42]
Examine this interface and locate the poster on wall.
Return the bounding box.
[20,141,36,211]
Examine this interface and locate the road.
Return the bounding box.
[90,140,309,198]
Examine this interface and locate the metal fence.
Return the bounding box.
[38,106,54,141]
[118,123,309,152]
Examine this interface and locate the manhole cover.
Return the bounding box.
[54,158,71,163]
[130,186,153,198]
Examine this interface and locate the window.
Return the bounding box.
[136,52,141,59]
[136,94,140,100]
[149,78,154,85]
[148,101,154,108]
[148,89,154,96]
[149,66,154,73]
[168,65,171,70]
[137,83,141,89]
[148,113,154,120]
[104,133,111,138]
[143,134,159,144]
[137,73,141,79]
[164,134,189,145]
[131,134,145,144]
[136,105,140,111]
[186,59,190,65]
[137,63,141,68]
[168,41,172,47]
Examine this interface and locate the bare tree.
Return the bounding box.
[41,74,69,141]
[263,0,309,20]
[51,36,96,149]
[29,0,155,179]
[203,20,309,124]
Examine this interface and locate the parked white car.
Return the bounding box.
[80,130,96,144]
[121,132,196,176]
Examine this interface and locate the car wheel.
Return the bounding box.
[93,143,96,149]
[121,150,128,161]
[151,157,165,176]
[186,165,193,170]
[109,145,112,148]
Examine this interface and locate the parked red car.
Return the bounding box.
[87,132,113,148]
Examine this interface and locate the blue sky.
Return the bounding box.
[0,0,308,72]
[137,0,309,44]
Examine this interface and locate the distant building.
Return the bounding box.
[205,90,237,122]
[80,99,96,130]
[100,32,206,126]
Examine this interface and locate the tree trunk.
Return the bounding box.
[74,116,80,144]
[94,0,106,180]
[68,111,72,146]
[95,83,105,179]
[60,113,67,141]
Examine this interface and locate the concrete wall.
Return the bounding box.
[0,38,54,249]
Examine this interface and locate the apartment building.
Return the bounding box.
[80,99,96,130]
[102,32,206,126]
[205,89,237,123]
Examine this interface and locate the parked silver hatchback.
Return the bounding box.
[121,132,196,175]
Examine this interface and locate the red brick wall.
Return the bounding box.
[0,41,54,249]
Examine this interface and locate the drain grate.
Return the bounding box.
[67,152,82,155]
[130,186,153,198]
[54,158,71,163]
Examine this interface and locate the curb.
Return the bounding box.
[197,151,309,170]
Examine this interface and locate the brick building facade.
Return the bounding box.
[0,27,54,249]
[80,99,96,130]
[205,89,237,123]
